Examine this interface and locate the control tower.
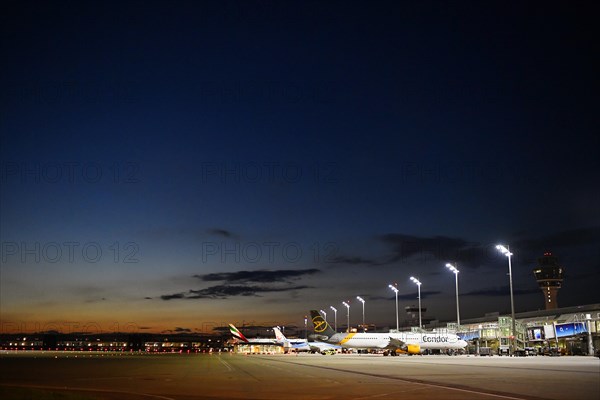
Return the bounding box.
[533,252,564,310]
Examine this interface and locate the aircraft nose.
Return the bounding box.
[459,340,468,348]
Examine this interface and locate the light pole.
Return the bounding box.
[342,301,350,333]
[356,296,365,331]
[304,315,308,339]
[320,309,327,325]
[330,306,337,332]
[388,284,399,331]
[496,244,516,355]
[410,277,422,329]
[445,263,461,326]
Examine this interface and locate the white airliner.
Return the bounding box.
[228,324,277,345]
[273,326,341,355]
[272,327,310,352]
[309,310,467,355]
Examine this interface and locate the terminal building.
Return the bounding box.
[426,303,599,356]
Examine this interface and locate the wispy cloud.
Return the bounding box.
[333,233,489,268]
[196,268,320,283]
[329,256,381,266]
[84,297,107,303]
[160,284,311,300]
[207,228,239,239]
[139,226,240,241]
[155,268,318,301]
[379,233,480,265]
[333,227,600,269]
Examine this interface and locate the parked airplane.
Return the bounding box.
[309,310,467,355]
[273,326,341,355]
[272,327,310,352]
[228,324,277,345]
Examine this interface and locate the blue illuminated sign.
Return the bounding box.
[555,322,587,338]
[527,327,544,341]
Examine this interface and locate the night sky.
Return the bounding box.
[1,1,599,334]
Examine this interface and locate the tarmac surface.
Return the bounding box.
[0,351,598,400]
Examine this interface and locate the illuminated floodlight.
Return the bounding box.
[445,263,460,325]
[342,301,350,333]
[445,263,459,274]
[329,306,337,331]
[496,244,516,355]
[409,277,422,328]
[356,297,365,331]
[389,284,399,330]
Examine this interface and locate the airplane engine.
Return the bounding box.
[405,344,420,354]
[390,344,421,355]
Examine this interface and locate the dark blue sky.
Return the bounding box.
[1,1,599,333]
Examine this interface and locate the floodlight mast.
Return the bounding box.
[410,277,422,328]
[388,284,399,331]
[356,296,365,331]
[497,244,516,355]
[330,306,337,332]
[445,263,461,326]
[342,301,350,333]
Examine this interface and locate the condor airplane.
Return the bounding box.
[309,310,467,355]
[273,326,341,354]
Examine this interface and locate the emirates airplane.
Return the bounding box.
[309,310,467,355]
[228,324,277,345]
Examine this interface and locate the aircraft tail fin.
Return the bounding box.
[228,324,249,343]
[272,326,288,344]
[309,310,336,339]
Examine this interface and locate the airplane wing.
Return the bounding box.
[308,341,342,352]
[386,337,421,354]
[289,342,311,350]
[386,337,406,349]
